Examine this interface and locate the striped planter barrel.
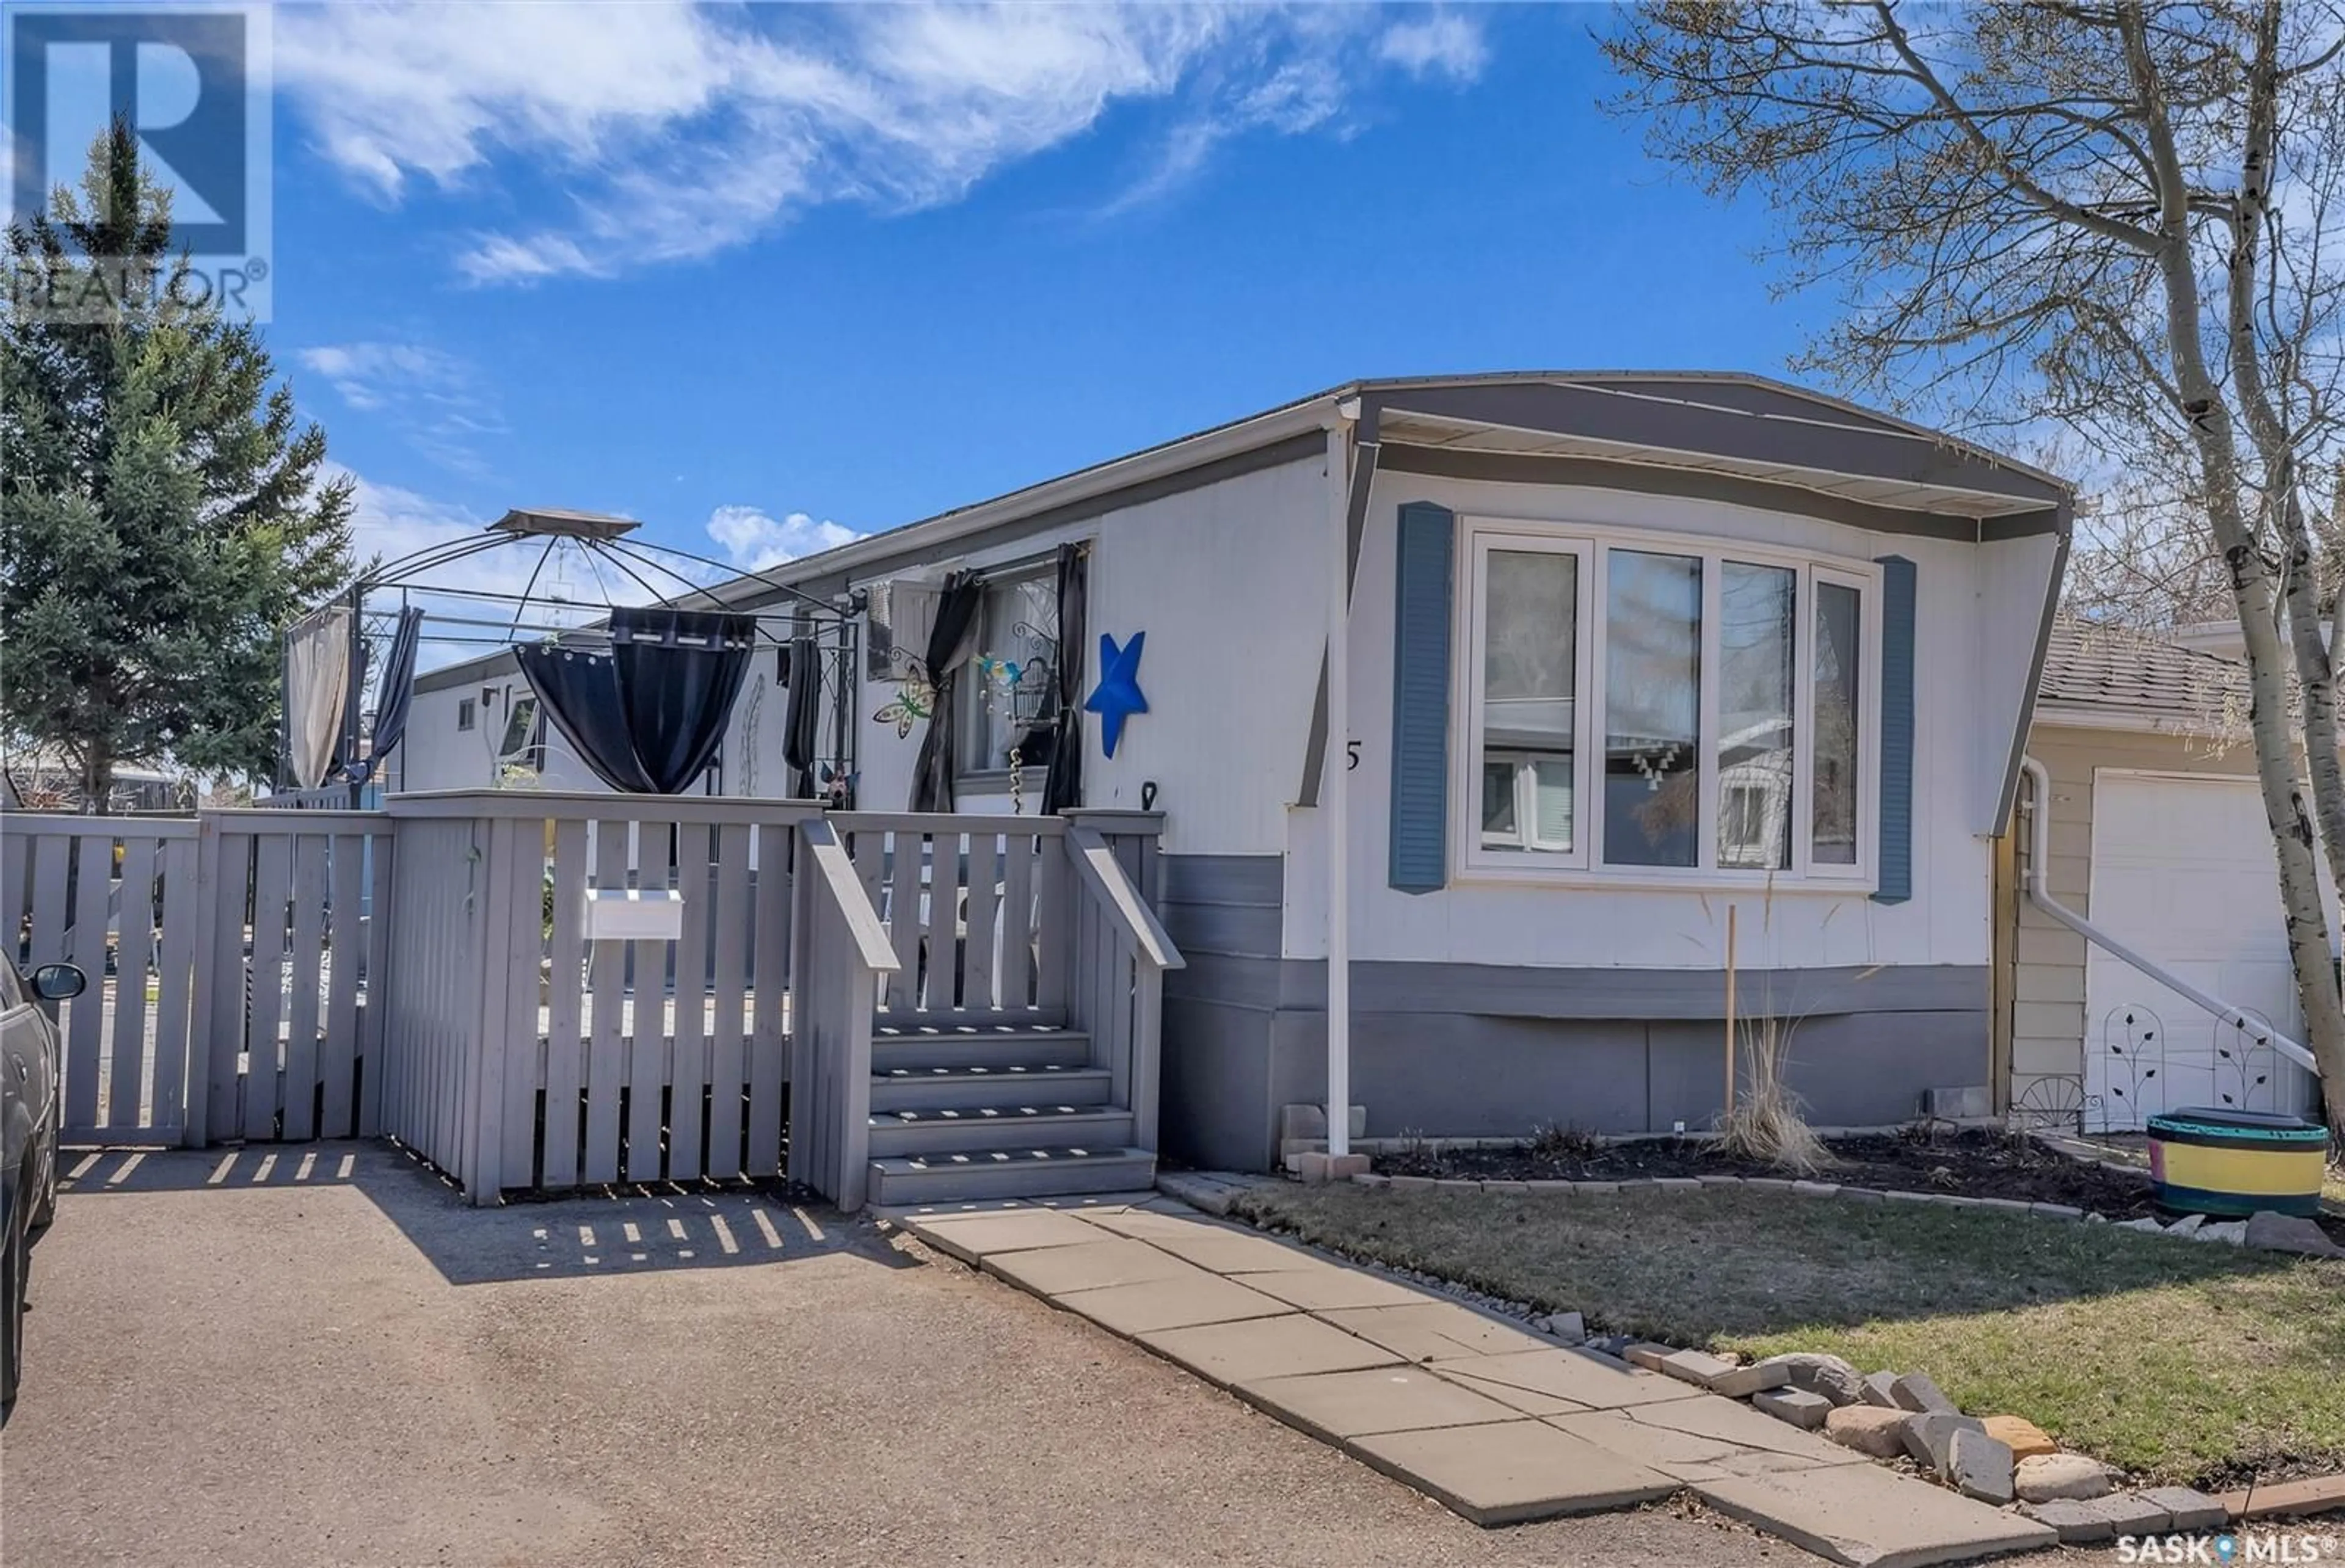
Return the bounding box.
[2147,1107,2329,1219]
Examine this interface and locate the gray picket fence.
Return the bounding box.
[2,810,393,1144]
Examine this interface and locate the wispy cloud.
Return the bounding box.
[297,341,507,476]
[1378,13,1489,83]
[707,504,861,572]
[274,2,1489,283]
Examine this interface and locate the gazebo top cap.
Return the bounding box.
[490,507,641,541]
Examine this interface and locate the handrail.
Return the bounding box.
[2,813,202,838]
[385,790,827,826]
[1066,827,1185,971]
[2020,755,2319,1078]
[203,809,394,833]
[828,810,1069,837]
[802,819,901,972]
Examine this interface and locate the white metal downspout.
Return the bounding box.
[2018,755,2320,1077]
[1325,408,1357,1157]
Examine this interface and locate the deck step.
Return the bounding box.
[868,1103,1133,1156]
[868,1145,1157,1205]
[871,1028,1091,1075]
[868,1065,1111,1113]
[873,1011,1069,1034]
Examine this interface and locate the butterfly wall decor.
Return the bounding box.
[873,652,936,739]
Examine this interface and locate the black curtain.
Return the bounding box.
[910,573,982,811]
[349,606,424,783]
[516,644,658,793]
[780,633,821,798]
[609,607,756,795]
[1041,542,1086,815]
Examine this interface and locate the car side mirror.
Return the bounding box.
[31,963,85,1001]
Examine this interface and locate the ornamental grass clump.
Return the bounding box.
[1714,1009,1833,1176]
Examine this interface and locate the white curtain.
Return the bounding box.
[284,606,353,789]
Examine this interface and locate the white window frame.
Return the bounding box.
[1458,531,1595,870]
[1450,514,1881,891]
[1805,562,1877,885]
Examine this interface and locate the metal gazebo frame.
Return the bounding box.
[281,507,860,805]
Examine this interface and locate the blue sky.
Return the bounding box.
[257,3,1821,585]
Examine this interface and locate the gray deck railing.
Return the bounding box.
[1062,813,1183,1155]
[785,819,899,1210]
[4,792,1177,1208]
[375,790,827,1199]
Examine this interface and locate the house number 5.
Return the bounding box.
[1347,740,1361,771]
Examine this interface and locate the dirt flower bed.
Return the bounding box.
[1382,1127,2169,1216]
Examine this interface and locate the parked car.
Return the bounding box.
[2,956,78,1419]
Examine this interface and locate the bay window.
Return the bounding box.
[1456,518,1875,884]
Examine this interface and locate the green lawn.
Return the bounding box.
[1232,1184,2345,1488]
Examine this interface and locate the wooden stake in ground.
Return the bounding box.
[1724,904,1738,1118]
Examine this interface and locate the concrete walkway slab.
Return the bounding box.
[1546,1410,1801,1482]
[1238,1268,1429,1312]
[1235,1367,1526,1443]
[1067,1206,1234,1241]
[1430,1348,1706,1414]
[896,1207,1106,1263]
[1626,1391,1872,1467]
[983,1237,1204,1296]
[1692,1464,2057,1568]
[1058,1274,1294,1337]
[1349,1420,1679,1526]
[1140,1313,1405,1388]
[1322,1301,1550,1363]
[1143,1225,1320,1274]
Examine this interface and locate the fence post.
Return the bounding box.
[183,815,219,1147]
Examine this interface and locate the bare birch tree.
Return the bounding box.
[1605,0,2345,1136]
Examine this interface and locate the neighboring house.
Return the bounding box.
[2002,622,2328,1133]
[0,743,194,813]
[401,669,570,793]
[396,371,2070,1171]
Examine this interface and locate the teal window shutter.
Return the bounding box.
[1874,555,1915,904]
[1389,502,1455,893]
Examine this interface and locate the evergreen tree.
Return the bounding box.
[2,120,353,808]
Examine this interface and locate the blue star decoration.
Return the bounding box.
[1083,631,1148,758]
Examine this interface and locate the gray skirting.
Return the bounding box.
[1160,994,1988,1173]
[1154,854,1988,1172]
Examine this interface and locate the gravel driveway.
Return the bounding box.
[1,1144,1903,1567]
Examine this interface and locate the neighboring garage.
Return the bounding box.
[2004,623,2329,1133]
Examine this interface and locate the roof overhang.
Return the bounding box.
[678,371,2074,612]
[1362,377,2066,526]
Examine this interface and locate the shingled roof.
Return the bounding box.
[2037,619,2247,729]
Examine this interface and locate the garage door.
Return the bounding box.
[2084,772,2324,1131]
